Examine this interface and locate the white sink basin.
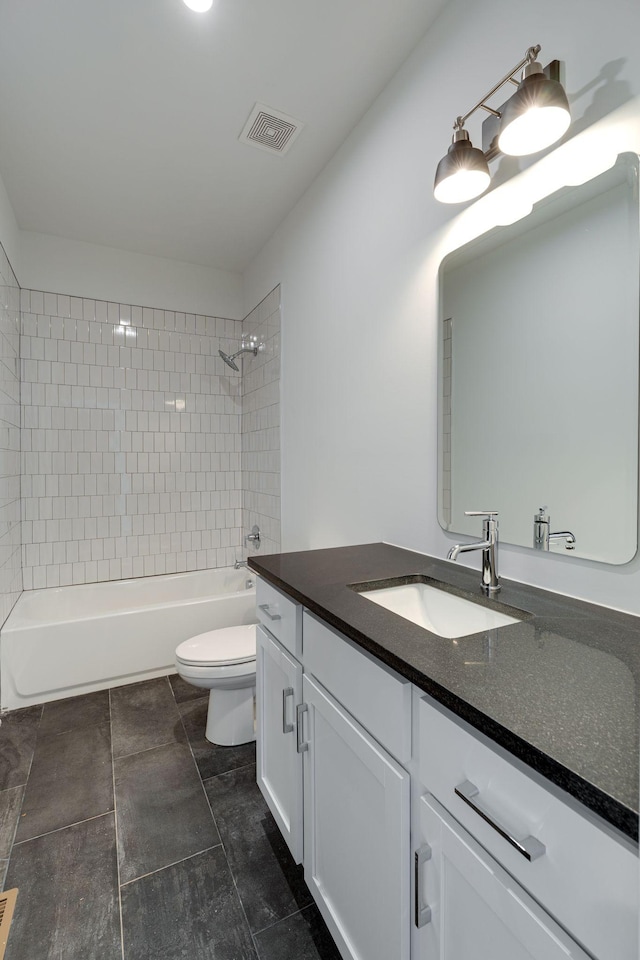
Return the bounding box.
[358,581,523,639]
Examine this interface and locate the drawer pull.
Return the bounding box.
[282,687,294,734]
[454,779,546,862]
[296,703,309,753]
[259,603,282,621]
[414,844,432,928]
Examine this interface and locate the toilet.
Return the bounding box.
[175,623,257,746]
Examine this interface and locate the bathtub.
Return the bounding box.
[0,567,256,710]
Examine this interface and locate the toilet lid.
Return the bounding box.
[176,623,257,667]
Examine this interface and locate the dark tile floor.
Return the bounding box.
[0,675,342,960]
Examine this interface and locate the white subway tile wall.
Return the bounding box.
[0,245,22,624]
[21,292,247,588]
[242,287,281,558]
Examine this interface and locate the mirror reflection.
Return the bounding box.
[438,153,639,565]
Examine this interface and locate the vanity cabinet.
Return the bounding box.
[256,623,303,862]
[255,574,638,960]
[415,794,589,960]
[301,672,410,960]
[415,696,638,960]
[301,611,412,960]
[256,580,412,960]
[255,578,304,862]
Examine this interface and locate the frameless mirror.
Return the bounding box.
[438,153,639,564]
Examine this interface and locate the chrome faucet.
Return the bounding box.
[447,511,501,595]
[234,559,249,570]
[533,507,576,551]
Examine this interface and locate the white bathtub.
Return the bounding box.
[0,567,256,710]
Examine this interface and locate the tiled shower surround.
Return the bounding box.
[20,287,281,589]
[0,245,21,624]
[242,287,281,559]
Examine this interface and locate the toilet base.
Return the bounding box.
[205,685,256,746]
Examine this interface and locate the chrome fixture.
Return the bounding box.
[447,511,500,594]
[455,780,546,861]
[246,524,261,547]
[434,45,571,204]
[219,335,264,372]
[234,559,249,570]
[533,507,576,551]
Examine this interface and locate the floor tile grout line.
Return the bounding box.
[109,688,126,960]
[12,809,114,847]
[118,843,224,888]
[201,759,257,785]
[1,784,27,869]
[4,702,44,866]
[112,735,189,763]
[251,902,315,939]
[177,696,259,957]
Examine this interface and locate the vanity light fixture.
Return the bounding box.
[434,45,571,204]
[182,0,214,11]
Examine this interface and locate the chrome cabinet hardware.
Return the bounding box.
[296,703,309,753]
[282,687,294,734]
[454,779,546,861]
[414,844,432,927]
[258,603,282,621]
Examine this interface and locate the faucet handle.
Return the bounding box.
[465,510,498,517]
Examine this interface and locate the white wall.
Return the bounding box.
[0,169,20,277]
[20,231,242,320]
[243,0,640,614]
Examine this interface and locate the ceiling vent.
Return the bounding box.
[239,103,304,156]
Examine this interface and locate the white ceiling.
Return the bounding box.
[0,0,445,274]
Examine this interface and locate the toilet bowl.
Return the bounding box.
[175,623,257,746]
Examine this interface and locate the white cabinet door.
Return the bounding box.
[256,624,303,863]
[301,674,410,960]
[415,794,590,960]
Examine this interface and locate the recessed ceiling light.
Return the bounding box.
[182,0,213,12]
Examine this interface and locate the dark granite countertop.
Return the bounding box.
[249,542,640,842]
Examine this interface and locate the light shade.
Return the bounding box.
[182,0,213,10]
[498,66,571,157]
[433,131,491,204]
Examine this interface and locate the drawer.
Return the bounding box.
[256,577,302,659]
[418,695,638,960]
[303,611,411,763]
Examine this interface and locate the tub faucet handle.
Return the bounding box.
[246,525,261,545]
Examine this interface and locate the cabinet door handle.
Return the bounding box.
[282,687,294,734]
[296,702,309,753]
[414,844,432,928]
[454,779,546,862]
[259,603,282,621]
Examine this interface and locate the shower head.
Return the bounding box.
[218,350,240,372]
[218,337,264,372]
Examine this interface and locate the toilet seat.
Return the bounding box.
[176,623,256,667]
[175,622,257,746]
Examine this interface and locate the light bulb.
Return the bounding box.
[498,67,571,157]
[434,169,491,204]
[498,106,571,156]
[434,130,491,204]
[182,0,213,11]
